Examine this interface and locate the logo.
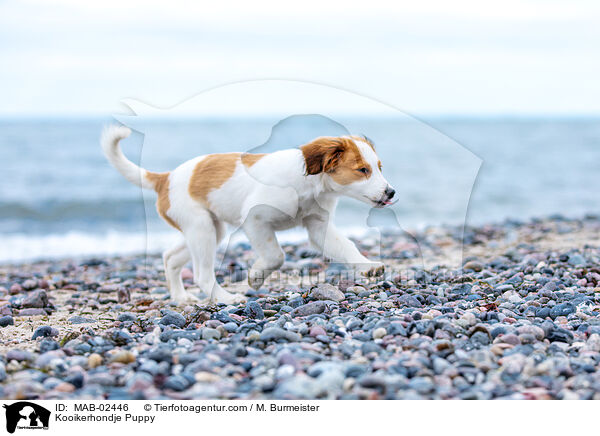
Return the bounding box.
[2,402,50,433]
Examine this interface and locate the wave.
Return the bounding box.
[0,198,145,221]
[0,225,380,264]
[0,230,170,264]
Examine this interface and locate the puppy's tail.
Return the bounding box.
[101,125,156,190]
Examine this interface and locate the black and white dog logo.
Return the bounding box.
[3,402,50,433]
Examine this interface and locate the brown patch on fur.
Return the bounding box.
[302,138,341,175]
[146,171,181,231]
[189,153,240,205]
[241,153,266,167]
[301,136,371,185]
[378,160,382,171]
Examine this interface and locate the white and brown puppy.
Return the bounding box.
[101,126,396,304]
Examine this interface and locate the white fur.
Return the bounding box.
[101,126,154,190]
[101,127,395,304]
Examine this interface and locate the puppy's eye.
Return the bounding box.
[358,167,369,174]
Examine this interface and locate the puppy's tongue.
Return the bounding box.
[383,199,394,205]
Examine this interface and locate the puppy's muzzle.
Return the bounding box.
[374,186,396,207]
[384,186,395,201]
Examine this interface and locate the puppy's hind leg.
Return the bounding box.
[162,240,199,304]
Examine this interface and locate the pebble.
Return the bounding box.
[110,350,136,364]
[259,327,301,342]
[291,301,329,317]
[244,301,265,320]
[6,349,34,362]
[309,284,345,302]
[68,315,96,324]
[159,312,186,328]
[201,328,221,341]
[372,327,387,339]
[0,315,14,327]
[0,216,598,400]
[118,313,136,322]
[550,303,576,319]
[463,260,484,272]
[309,325,327,337]
[31,325,58,340]
[21,290,49,308]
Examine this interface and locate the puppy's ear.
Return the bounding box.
[301,137,347,175]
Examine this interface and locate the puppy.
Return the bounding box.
[101,126,396,304]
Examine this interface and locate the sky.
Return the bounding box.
[1,0,599,117]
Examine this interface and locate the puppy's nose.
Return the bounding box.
[384,186,395,199]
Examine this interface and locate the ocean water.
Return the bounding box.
[0,117,598,263]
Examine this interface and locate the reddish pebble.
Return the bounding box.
[0,304,12,316]
[309,326,327,337]
[500,333,520,345]
[54,382,75,393]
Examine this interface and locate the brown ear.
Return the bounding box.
[301,137,347,175]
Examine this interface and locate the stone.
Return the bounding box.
[309,325,327,337]
[32,325,58,340]
[21,290,49,308]
[291,301,329,317]
[0,315,14,327]
[201,328,221,340]
[568,254,585,266]
[117,288,131,303]
[111,350,136,364]
[163,374,192,391]
[309,284,345,302]
[244,301,265,320]
[110,329,133,345]
[35,350,65,368]
[274,375,322,399]
[21,279,38,290]
[546,328,573,343]
[118,313,136,322]
[398,294,422,307]
[550,303,576,319]
[259,327,301,342]
[39,339,59,353]
[516,325,545,340]
[159,312,186,328]
[463,261,484,272]
[6,349,34,362]
[372,327,387,339]
[17,308,47,316]
[68,315,96,324]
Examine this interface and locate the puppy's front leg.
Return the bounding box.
[305,217,384,276]
[243,218,285,290]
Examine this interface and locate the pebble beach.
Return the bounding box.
[1,215,600,400]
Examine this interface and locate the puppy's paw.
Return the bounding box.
[248,269,266,290]
[170,291,201,305]
[360,262,385,278]
[211,287,247,305]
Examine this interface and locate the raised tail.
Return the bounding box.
[100,125,156,190]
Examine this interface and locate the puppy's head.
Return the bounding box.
[301,135,395,207]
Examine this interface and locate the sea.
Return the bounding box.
[0,116,598,263]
